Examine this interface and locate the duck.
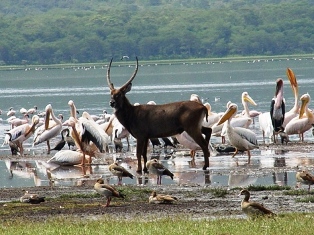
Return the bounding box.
[20,190,45,204]
[109,161,134,185]
[239,189,275,218]
[94,178,125,207]
[149,191,178,204]
[146,159,174,185]
[296,170,314,192]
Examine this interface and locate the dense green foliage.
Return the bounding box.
[1,0,314,65]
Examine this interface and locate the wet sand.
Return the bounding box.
[1,141,314,221]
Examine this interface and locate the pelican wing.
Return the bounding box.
[233,127,258,146]
[81,121,104,152]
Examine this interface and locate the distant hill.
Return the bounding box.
[0,0,313,65]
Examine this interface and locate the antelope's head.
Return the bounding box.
[107,57,139,109]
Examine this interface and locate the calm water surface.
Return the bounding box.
[1,57,314,189]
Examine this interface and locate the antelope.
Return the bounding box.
[106,57,212,173]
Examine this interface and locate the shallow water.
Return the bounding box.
[1,58,314,189]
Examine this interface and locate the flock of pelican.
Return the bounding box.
[2,67,314,186]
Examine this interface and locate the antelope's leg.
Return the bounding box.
[135,142,143,174]
[188,130,210,170]
[142,139,149,173]
[201,126,212,145]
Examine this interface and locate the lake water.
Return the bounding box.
[1,57,314,189]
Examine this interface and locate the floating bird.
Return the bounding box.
[109,161,134,185]
[217,103,258,164]
[239,189,275,218]
[270,78,285,143]
[146,159,174,185]
[94,178,125,207]
[8,114,29,128]
[296,170,314,192]
[285,93,314,142]
[148,191,178,204]
[20,190,45,204]
[7,107,16,117]
[33,104,63,154]
[3,115,40,156]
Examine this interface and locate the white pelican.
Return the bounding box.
[258,112,273,141]
[217,103,258,164]
[33,104,62,154]
[27,106,38,115]
[283,68,299,127]
[94,178,125,207]
[270,78,285,142]
[3,115,40,156]
[285,93,314,141]
[221,92,257,141]
[190,94,202,103]
[66,116,107,166]
[202,102,221,128]
[7,107,16,117]
[47,150,90,166]
[238,91,257,128]
[8,114,29,128]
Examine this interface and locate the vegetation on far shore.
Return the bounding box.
[1,0,314,65]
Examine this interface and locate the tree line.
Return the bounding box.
[0,0,313,65]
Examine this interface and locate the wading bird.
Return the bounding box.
[146,159,174,185]
[217,103,258,164]
[109,161,134,185]
[285,93,314,142]
[270,78,285,143]
[3,115,40,156]
[33,104,62,154]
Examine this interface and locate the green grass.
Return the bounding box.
[246,185,291,191]
[1,213,314,235]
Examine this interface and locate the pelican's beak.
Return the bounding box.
[244,94,257,106]
[286,68,298,93]
[217,106,237,125]
[299,95,309,119]
[45,109,50,130]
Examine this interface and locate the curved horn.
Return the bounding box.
[107,58,114,90]
[120,56,139,90]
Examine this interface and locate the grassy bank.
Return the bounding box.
[1,213,313,235]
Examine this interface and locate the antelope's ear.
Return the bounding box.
[124,83,132,93]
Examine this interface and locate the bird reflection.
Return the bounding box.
[137,175,149,185]
[204,170,211,185]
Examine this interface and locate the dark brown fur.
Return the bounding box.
[107,57,212,173]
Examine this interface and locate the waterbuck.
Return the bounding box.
[106,57,212,173]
